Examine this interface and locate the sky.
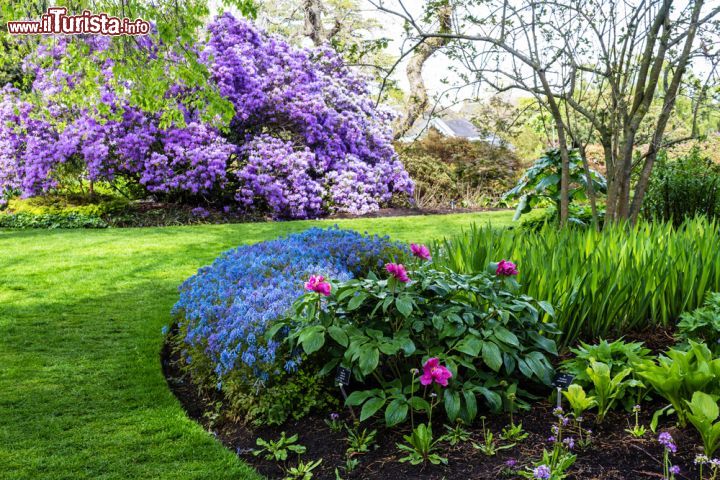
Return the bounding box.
[210,0,720,111]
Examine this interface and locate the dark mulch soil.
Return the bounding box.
[161,330,701,480]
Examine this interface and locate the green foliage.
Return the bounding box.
[400,153,458,207]
[686,391,720,457]
[500,422,529,442]
[281,264,558,426]
[636,341,720,427]
[473,417,515,456]
[0,212,108,229]
[397,129,522,207]
[437,218,720,347]
[562,384,597,419]
[504,148,606,221]
[520,204,605,231]
[562,339,651,410]
[283,458,322,480]
[584,361,632,423]
[252,432,306,462]
[396,423,447,465]
[7,195,129,217]
[677,292,720,352]
[642,147,720,225]
[443,422,471,445]
[345,425,377,456]
[224,368,338,427]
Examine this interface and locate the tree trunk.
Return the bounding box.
[303,0,325,46]
[393,5,452,140]
[629,0,705,223]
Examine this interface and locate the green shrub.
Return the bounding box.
[400,153,458,207]
[397,129,522,208]
[642,147,720,225]
[224,367,339,427]
[0,212,107,229]
[436,218,720,347]
[676,292,720,351]
[277,263,559,426]
[7,194,129,217]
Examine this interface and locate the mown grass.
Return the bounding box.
[0,211,512,480]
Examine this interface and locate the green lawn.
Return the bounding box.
[0,211,512,480]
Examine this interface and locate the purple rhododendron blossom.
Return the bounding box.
[0,15,413,218]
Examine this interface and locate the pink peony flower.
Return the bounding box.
[419,357,453,387]
[496,259,519,276]
[410,243,431,260]
[385,263,410,283]
[304,275,331,296]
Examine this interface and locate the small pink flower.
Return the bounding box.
[496,259,519,276]
[410,243,431,260]
[419,357,453,387]
[305,275,331,296]
[385,263,410,282]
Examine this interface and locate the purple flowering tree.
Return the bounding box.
[0,14,412,217]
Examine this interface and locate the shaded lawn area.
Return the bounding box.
[0,211,512,480]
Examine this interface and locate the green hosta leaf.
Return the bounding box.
[327,326,349,347]
[493,326,519,347]
[347,292,369,311]
[482,341,503,372]
[385,398,409,426]
[444,389,461,421]
[396,295,413,317]
[298,325,325,355]
[462,390,478,422]
[360,397,385,422]
[345,389,378,406]
[456,336,482,356]
[358,347,380,375]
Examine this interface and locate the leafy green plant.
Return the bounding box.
[686,391,720,457]
[473,416,515,456]
[253,432,306,462]
[504,148,606,221]
[625,404,647,438]
[642,147,720,225]
[443,421,471,446]
[677,292,720,352]
[280,263,558,426]
[345,425,377,456]
[283,459,322,480]
[636,341,720,427]
[500,422,529,442]
[585,361,632,423]
[436,218,720,348]
[562,384,597,419]
[397,422,448,465]
[562,339,650,411]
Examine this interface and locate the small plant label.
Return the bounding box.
[335,366,351,386]
[551,373,575,389]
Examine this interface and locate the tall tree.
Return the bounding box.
[372,0,720,225]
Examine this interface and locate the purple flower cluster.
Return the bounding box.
[172,227,406,383]
[0,15,413,218]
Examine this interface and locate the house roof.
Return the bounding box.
[399,115,508,148]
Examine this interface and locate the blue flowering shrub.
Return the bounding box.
[171,227,406,425]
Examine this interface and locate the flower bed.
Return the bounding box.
[167,225,720,480]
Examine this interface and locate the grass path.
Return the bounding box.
[0,211,512,480]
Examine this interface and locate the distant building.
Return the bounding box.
[399,115,507,147]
